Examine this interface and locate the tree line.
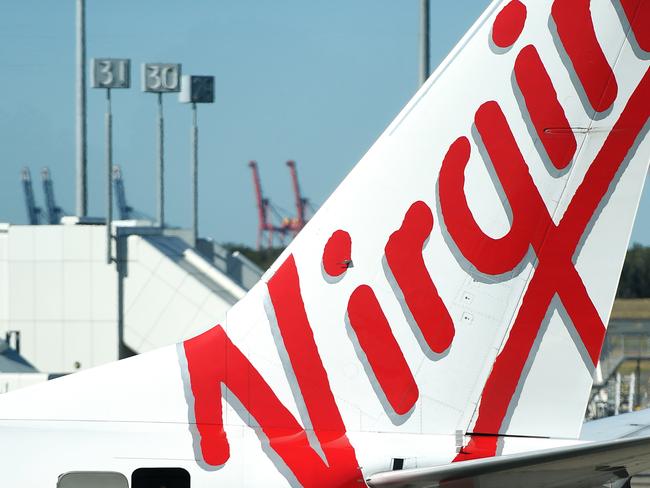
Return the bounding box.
[617,244,650,298]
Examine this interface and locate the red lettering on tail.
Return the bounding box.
[492,0,527,49]
[183,256,363,487]
[347,284,419,415]
[385,201,454,354]
[515,45,577,170]
[446,68,650,461]
[620,0,650,52]
[323,230,352,278]
[552,0,618,112]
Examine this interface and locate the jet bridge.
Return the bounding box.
[0,221,261,379]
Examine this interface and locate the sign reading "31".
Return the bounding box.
[91,58,131,89]
[142,63,182,93]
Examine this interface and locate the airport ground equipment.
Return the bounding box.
[21,167,41,225]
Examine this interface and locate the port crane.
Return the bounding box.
[248,160,311,250]
[41,167,63,224]
[21,167,42,225]
[112,165,133,220]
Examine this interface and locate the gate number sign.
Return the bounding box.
[92,58,131,89]
[142,63,182,93]
[179,75,215,104]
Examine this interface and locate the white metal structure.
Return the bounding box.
[2,0,650,486]
[0,222,242,375]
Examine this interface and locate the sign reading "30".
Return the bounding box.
[142,63,182,93]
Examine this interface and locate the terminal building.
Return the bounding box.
[0,219,261,392]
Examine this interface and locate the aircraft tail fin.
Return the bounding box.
[181,0,650,473]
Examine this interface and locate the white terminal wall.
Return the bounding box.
[0,224,241,374]
[0,372,49,393]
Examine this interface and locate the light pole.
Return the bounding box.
[92,58,131,361]
[142,63,182,229]
[76,0,87,217]
[105,87,113,261]
[91,58,131,264]
[419,0,430,87]
[180,75,215,247]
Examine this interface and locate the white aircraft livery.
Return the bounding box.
[2,0,650,486]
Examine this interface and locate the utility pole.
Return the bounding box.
[76,0,87,216]
[419,0,430,87]
[157,92,165,228]
[142,63,182,229]
[191,102,198,245]
[180,75,214,247]
[92,58,131,263]
[92,58,131,360]
[106,88,113,264]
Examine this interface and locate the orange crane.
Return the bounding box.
[248,160,311,250]
[249,160,275,250]
[284,161,308,236]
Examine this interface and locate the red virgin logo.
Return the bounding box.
[181,0,650,484]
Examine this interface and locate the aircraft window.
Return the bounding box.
[58,471,129,488]
[132,467,190,488]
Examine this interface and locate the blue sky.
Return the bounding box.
[0,1,648,247]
